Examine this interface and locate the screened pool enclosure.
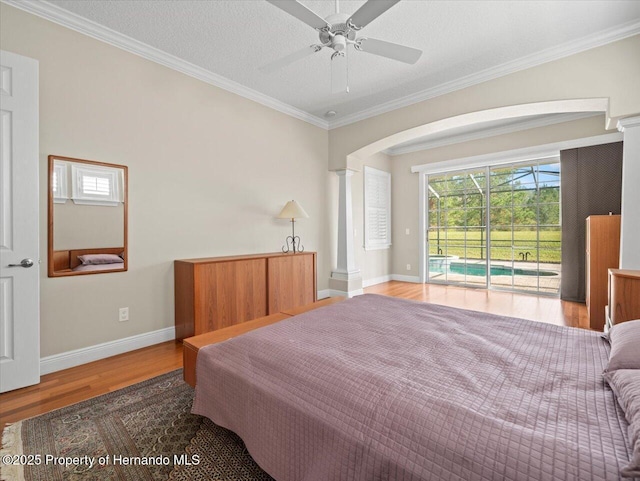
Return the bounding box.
[426,159,561,295]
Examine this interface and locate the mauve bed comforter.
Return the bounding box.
[192,294,633,481]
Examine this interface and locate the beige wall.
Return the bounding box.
[328,35,640,171]
[326,151,393,288]
[1,4,329,357]
[390,115,610,277]
[351,152,392,283]
[54,203,125,250]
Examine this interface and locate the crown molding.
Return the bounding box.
[328,20,640,130]
[1,0,329,129]
[385,112,601,156]
[617,115,640,131]
[4,0,638,133]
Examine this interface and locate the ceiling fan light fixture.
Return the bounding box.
[332,35,347,52]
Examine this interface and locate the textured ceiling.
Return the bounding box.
[45,0,640,126]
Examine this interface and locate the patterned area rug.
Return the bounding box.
[0,370,273,481]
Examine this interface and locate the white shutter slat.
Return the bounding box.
[364,166,391,249]
[52,161,69,204]
[71,163,122,206]
[82,175,111,196]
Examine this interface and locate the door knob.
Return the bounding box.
[7,258,34,268]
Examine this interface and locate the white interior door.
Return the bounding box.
[0,50,40,392]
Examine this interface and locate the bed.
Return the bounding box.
[192,294,638,480]
[52,247,125,273]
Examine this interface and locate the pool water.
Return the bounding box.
[430,261,558,277]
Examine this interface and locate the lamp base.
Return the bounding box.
[282,235,304,254]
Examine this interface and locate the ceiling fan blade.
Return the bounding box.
[266,0,329,30]
[331,52,348,94]
[349,0,401,29]
[357,37,422,64]
[259,45,321,73]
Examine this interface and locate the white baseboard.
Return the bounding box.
[362,275,392,288]
[321,288,365,298]
[391,274,422,283]
[320,288,365,298]
[360,275,422,287]
[323,275,421,299]
[40,327,176,375]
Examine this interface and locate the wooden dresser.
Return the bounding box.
[606,269,640,330]
[585,215,620,331]
[174,252,316,340]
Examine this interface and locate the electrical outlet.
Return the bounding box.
[406,264,411,271]
[405,228,410,235]
[119,307,129,322]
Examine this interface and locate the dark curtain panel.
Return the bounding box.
[560,141,623,302]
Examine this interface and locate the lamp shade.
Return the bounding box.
[277,200,309,219]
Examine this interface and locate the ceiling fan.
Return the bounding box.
[261,0,422,93]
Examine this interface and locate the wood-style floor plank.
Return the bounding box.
[0,340,182,431]
[364,281,587,328]
[0,282,586,431]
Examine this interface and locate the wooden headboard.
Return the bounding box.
[53,247,124,271]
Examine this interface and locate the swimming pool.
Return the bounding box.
[429,260,558,277]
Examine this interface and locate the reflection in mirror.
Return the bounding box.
[48,155,128,277]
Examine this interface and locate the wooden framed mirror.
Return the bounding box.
[48,155,128,277]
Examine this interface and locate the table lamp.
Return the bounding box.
[277,200,309,253]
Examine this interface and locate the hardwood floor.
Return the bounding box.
[0,340,182,431]
[0,281,586,431]
[365,281,588,329]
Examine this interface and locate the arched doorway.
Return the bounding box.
[335,99,614,295]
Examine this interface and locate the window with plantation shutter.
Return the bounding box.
[364,166,391,250]
[71,163,123,206]
[52,161,68,204]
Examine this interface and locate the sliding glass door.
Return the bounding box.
[427,169,487,288]
[488,161,561,294]
[426,159,561,295]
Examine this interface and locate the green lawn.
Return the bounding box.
[428,229,561,263]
